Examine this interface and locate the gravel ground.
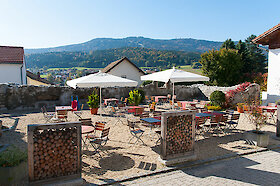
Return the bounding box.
[0,106,279,185]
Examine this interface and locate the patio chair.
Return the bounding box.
[89,127,110,157]
[149,102,156,112]
[73,104,84,119]
[110,107,125,124]
[56,110,68,122]
[219,114,229,132]
[195,117,207,139]
[127,118,145,145]
[209,115,221,131]
[41,106,56,123]
[227,113,240,129]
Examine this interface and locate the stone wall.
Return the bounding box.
[0,83,260,111]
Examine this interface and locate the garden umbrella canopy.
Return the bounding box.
[141,67,209,108]
[141,67,209,83]
[66,71,138,115]
[66,71,138,88]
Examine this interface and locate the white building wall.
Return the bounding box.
[266,48,280,103]
[0,64,26,85]
[107,59,143,86]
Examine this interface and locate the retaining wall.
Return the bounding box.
[0,83,259,111]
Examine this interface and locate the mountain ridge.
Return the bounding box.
[25,37,223,54]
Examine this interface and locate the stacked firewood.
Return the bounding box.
[32,127,78,180]
[166,115,193,155]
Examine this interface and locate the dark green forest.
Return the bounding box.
[25,47,201,68]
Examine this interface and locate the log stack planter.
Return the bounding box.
[28,122,82,184]
[159,110,197,166]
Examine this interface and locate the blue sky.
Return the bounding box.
[0,0,279,48]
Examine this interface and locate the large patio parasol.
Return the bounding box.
[141,67,209,108]
[66,71,138,114]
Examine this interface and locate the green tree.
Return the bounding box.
[220,39,235,49]
[200,48,242,86]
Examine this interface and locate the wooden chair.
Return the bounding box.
[73,104,84,118]
[227,113,240,129]
[56,110,68,122]
[111,107,125,124]
[127,119,145,145]
[195,117,207,138]
[89,127,110,157]
[123,98,128,106]
[41,106,55,123]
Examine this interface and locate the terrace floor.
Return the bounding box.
[0,106,279,185]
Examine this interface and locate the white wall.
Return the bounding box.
[0,64,26,85]
[266,48,280,103]
[107,59,144,86]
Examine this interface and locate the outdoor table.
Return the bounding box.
[125,106,144,115]
[154,96,167,103]
[141,117,161,138]
[195,113,212,118]
[55,106,73,111]
[104,98,118,106]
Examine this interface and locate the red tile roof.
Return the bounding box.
[0,46,24,64]
[252,23,280,45]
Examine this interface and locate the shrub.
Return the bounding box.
[128,89,143,106]
[225,82,251,107]
[0,146,27,167]
[135,89,145,103]
[207,105,222,111]
[87,90,99,109]
[210,91,226,107]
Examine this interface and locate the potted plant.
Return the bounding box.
[246,98,269,147]
[128,89,142,106]
[236,103,244,113]
[87,91,99,115]
[0,145,27,185]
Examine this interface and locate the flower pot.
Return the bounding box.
[246,131,270,147]
[243,105,248,111]
[0,161,27,185]
[90,108,98,115]
[237,106,244,113]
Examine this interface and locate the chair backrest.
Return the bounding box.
[135,107,144,116]
[210,115,220,123]
[71,100,78,111]
[140,111,150,118]
[79,118,92,126]
[177,102,182,108]
[120,97,124,102]
[167,94,171,100]
[169,100,173,105]
[196,117,206,126]
[124,98,128,103]
[41,106,46,114]
[57,110,67,119]
[221,115,228,122]
[95,122,106,131]
[101,127,110,139]
[80,104,84,110]
[150,103,156,111]
[231,113,240,121]
[111,107,117,114]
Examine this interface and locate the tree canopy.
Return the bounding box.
[200,35,267,86]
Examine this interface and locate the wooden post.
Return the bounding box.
[277,105,280,137]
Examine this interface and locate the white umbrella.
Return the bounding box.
[141,67,209,108]
[66,71,138,114]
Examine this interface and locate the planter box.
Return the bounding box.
[0,161,27,185]
[246,132,270,147]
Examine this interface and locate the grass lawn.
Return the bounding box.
[177,65,202,75]
[47,67,100,71]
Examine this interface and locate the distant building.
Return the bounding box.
[0,46,27,85]
[253,23,280,103]
[26,71,52,86]
[102,57,145,85]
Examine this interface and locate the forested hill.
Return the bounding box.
[25,37,222,54]
[25,47,201,68]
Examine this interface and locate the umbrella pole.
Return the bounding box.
[172,82,175,110]
[100,87,102,116]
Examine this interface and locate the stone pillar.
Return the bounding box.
[277,105,280,137]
